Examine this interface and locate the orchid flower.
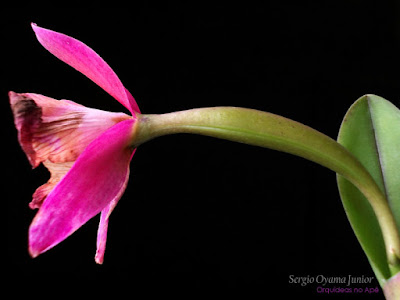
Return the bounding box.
[10,24,140,264]
[9,24,400,298]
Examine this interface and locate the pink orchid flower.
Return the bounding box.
[9,24,141,264]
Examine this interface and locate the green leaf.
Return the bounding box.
[368,98,400,229]
[337,94,400,285]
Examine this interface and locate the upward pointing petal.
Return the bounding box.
[31,23,140,114]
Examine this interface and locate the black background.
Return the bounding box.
[3,2,400,298]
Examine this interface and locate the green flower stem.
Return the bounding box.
[133,106,400,269]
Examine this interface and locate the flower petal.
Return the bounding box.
[95,203,117,265]
[30,160,74,209]
[31,23,140,114]
[9,92,131,168]
[29,119,136,258]
[95,148,135,264]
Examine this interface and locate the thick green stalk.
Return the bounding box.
[133,106,400,269]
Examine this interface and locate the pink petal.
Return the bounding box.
[125,88,141,115]
[95,149,135,264]
[29,119,136,258]
[95,203,116,264]
[31,24,140,114]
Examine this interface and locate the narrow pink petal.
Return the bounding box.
[95,204,113,264]
[31,23,140,114]
[29,119,136,258]
[95,149,135,264]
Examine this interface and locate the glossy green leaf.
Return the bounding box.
[337,95,400,286]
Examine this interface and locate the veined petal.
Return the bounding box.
[31,23,140,114]
[29,119,136,258]
[31,160,74,209]
[9,92,131,168]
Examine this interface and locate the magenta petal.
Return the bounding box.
[125,88,141,115]
[95,148,136,264]
[31,23,140,114]
[29,119,136,257]
[95,204,113,264]
[95,199,119,264]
